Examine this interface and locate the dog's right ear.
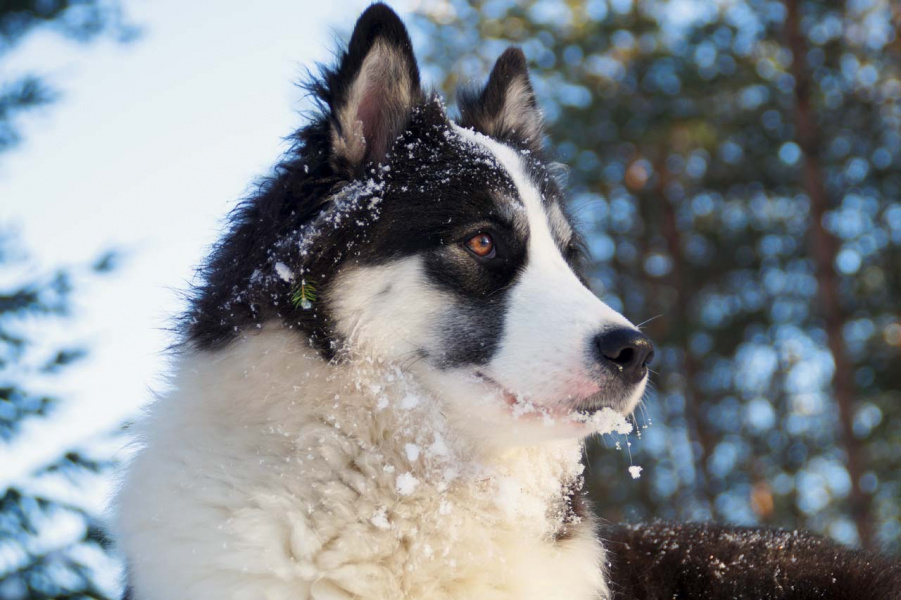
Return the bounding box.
[321,4,421,175]
[458,48,544,154]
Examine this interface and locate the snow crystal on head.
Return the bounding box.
[292,176,387,261]
[274,262,294,282]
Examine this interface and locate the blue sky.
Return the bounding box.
[0,0,414,489]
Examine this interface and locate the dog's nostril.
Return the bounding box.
[606,346,634,366]
[594,328,655,384]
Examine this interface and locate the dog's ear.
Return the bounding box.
[324,3,421,174]
[458,48,544,154]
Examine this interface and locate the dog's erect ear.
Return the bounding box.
[325,3,421,174]
[458,48,544,154]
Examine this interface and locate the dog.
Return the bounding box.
[114,5,899,599]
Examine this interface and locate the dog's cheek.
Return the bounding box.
[429,299,508,368]
[419,247,523,370]
[327,258,449,358]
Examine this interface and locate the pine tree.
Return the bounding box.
[0,235,120,599]
[1,0,136,154]
[1,3,132,597]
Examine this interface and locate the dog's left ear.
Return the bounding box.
[458,48,544,154]
[324,3,421,175]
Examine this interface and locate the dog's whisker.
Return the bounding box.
[636,314,664,329]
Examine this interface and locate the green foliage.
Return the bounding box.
[291,279,318,311]
[414,0,900,551]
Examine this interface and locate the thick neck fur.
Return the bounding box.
[115,326,608,600]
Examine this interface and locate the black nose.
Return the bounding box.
[594,328,655,385]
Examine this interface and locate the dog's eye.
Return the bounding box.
[465,233,496,258]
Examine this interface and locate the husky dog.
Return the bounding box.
[114,5,899,599]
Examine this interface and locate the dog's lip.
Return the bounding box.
[473,371,612,416]
[472,370,635,435]
[575,394,623,415]
[473,371,518,406]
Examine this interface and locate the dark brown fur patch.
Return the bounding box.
[602,522,901,599]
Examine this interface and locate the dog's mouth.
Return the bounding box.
[473,371,622,423]
[473,371,519,407]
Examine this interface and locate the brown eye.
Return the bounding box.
[465,233,496,258]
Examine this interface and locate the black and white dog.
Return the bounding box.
[114,5,899,599]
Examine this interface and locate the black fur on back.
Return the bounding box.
[602,522,901,600]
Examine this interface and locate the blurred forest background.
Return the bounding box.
[412,0,900,552]
[1,0,899,597]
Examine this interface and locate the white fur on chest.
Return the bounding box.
[114,328,608,600]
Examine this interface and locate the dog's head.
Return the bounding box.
[188,4,653,445]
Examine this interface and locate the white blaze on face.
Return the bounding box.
[452,125,635,406]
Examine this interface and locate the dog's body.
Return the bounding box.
[116,328,606,600]
[114,5,899,599]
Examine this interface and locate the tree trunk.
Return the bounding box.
[783,0,874,548]
[656,158,718,518]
